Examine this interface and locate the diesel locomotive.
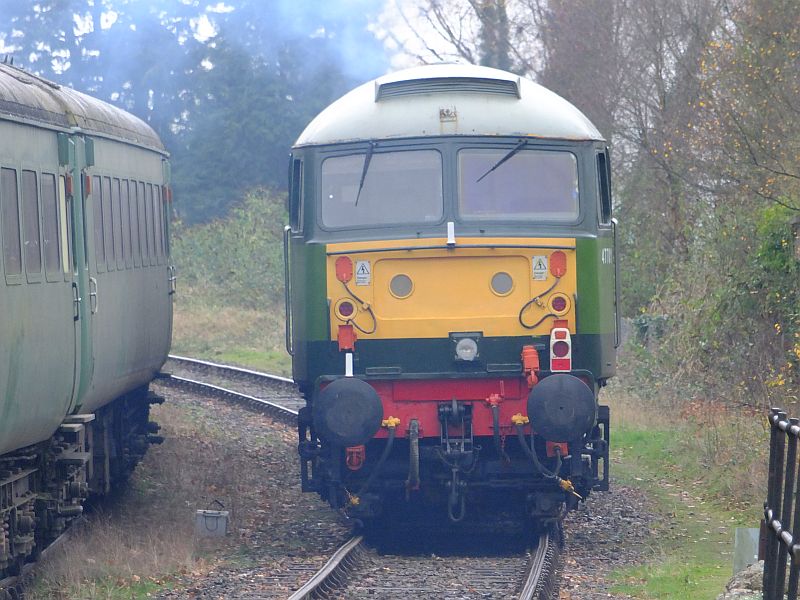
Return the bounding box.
[0,63,173,580]
[285,64,617,525]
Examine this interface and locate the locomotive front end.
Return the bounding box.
[286,64,617,525]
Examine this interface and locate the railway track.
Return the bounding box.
[164,355,563,599]
[162,354,301,422]
[287,527,561,600]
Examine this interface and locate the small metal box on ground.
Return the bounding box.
[195,509,229,537]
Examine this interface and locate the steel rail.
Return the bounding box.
[167,354,294,384]
[519,528,560,600]
[287,535,364,600]
[162,375,298,425]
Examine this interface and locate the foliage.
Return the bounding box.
[0,1,387,223]
[171,188,287,309]
[622,202,799,408]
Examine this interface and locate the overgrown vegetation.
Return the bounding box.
[170,189,291,375]
[604,388,763,597]
[172,189,286,309]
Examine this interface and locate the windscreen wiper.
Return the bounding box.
[354,141,376,206]
[476,138,528,183]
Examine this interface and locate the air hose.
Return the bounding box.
[351,424,397,503]
[491,405,511,464]
[406,419,420,494]
[515,423,581,499]
[514,423,561,479]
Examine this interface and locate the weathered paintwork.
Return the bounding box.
[287,65,617,519]
[295,64,603,147]
[0,63,172,456]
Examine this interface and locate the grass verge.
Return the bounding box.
[605,385,768,598]
[171,290,291,376]
[28,397,287,598]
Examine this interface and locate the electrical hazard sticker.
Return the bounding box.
[355,261,371,285]
[532,256,548,280]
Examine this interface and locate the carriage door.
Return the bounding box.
[63,134,96,413]
[163,159,175,340]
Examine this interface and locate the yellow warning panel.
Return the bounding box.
[326,237,577,340]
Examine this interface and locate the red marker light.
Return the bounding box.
[335,256,353,283]
[550,251,567,277]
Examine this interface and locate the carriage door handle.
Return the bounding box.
[168,265,177,295]
[72,282,81,321]
[89,276,99,314]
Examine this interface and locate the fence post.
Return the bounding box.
[776,417,800,597]
[789,418,800,598]
[765,409,786,599]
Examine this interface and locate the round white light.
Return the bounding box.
[455,338,478,361]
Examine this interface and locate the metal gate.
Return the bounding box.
[763,408,800,598]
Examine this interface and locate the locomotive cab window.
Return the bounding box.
[320,149,443,228]
[458,148,579,221]
[289,158,303,233]
[597,150,612,225]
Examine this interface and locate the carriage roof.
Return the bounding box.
[0,63,164,152]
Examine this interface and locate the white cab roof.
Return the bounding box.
[295,64,602,147]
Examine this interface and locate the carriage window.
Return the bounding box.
[102,177,115,268]
[153,185,164,262]
[112,178,123,268]
[129,181,141,266]
[41,173,60,275]
[146,183,156,265]
[1,167,22,276]
[120,180,132,268]
[92,175,105,267]
[21,170,42,274]
[138,181,148,262]
[162,188,171,257]
[458,149,579,221]
[59,175,72,273]
[320,149,443,228]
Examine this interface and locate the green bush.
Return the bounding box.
[621,201,799,408]
[171,188,287,309]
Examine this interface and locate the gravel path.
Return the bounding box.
[560,484,657,599]
[151,382,352,599]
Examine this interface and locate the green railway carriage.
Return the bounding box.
[286,64,618,525]
[0,63,173,578]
